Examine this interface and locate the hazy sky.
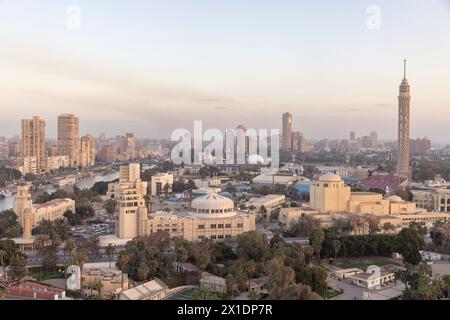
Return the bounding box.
[1,0,450,142]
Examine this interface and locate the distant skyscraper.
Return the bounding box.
[80,135,96,167]
[21,116,46,173]
[398,60,411,178]
[350,131,356,142]
[282,112,293,152]
[57,114,80,167]
[370,131,378,147]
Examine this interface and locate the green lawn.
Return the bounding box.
[334,257,402,271]
[324,288,343,299]
[28,267,65,281]
[167,289,198,300]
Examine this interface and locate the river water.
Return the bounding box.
[0,171,119,212]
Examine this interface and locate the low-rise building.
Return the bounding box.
[200,274,227,294]
[247,194,286,220]
[120,278,169,300]
[251,173,299,193]
[151,172,174,196]
[83,268,128,298]
[5,281,66,300]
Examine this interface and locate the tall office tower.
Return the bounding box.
[350,131,356,142]
[21,116,46,173]
[370,131,378,147]
[0,136,7,159]
[398,60,411,178]
[80,135,96,167]
[115,163,148,239]
[282,112,293,152]
[125,133,136,160]
[57,114,80,167]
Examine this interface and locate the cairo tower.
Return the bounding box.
[397,60,411,178]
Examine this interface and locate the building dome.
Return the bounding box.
[191,194,235,216]
[389,195,403,203]
[319,173,342,182]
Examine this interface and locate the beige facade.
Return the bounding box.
[310,173,351,213]
[83,268,128,298]
[57,114,80,167]
[412,189,450,213]
[17,156,38,175]
[21,116,46,173]
[13,185,75,228]
[46,156,70,172]
[285,173,450,233]
[151,173,174,196]
[80,135,96,167]
[112,164,255,241]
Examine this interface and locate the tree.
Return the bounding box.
[309,228,325,261]
[0,250,7,280]
[74,248,88,295]
[9,254,27,280]
[89,235,101,257]
[368,217,381,235]
[237,231,269,262]
[118,250,129,297]
[64,239,76,288]
[0,210,22,239]
[104,199,117,215]
[105,244,115,269]
[36,234,61,270]
[397,227,424,266]
[291,216,321,237]
[137,262,150,282]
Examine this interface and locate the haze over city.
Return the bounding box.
[1,0,450,142]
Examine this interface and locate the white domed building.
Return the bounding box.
[140,194,255,242]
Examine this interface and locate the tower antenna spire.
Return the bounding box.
[403,59,407,79]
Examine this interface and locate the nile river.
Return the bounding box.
[0,171,119,212]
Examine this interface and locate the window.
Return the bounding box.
[198,225,205,229]
[237,223,243,228]
[218,224,224,228]
[225,235,232,239]
[210,235,217,240]
[218,235,224,239]
[210,224,217,229]
[225,224,232,228]
[198,236,205,240]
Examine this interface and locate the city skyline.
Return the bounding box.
[1,0,450,143]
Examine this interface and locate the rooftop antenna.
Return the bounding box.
[403,59,407,79]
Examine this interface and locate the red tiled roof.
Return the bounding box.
[361,175,407,190]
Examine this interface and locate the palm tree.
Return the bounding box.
[243,260,256,291]
[0,250,7,281]
[118,250,129,297]
[105,244,115,269]
[333,239,341,261]
[137,262,150,282]
[74,249,88,296]
[64,239,76,288]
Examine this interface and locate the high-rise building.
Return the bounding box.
[0,136,7,159]
[410,138,431,156]
[350,131,356,142]
[398,60,411,178]
[21,116,46,173]
[57,114,80,167]
[125,133,136,160]
[282,112,293,152]
[80,135,96,167]
[370,131,378,147]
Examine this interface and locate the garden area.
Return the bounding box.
[333,257,402,271]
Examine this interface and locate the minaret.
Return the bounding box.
[397,59,411,178]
